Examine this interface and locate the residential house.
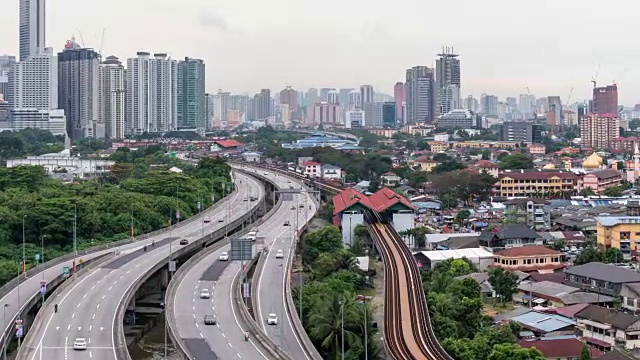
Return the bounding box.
[519,337,603,359]
[413,156,439,172]
[380,172,401,186]
[321,164,343,181]
[478,224,543,250]
[579,169,624,194]
[413,248,494,270]
[491,246,564,273]
[594,349,635,360]
[596,216,640,260]
[492,170,579,197]
[508,310,576,337]
[473,160,500,177]
[563,262,640,297]
[503,198,551,230]
[618,283,640,313]
[303,161,321,177]
[527,143,546,155]
[575,305,640,350]
[428,141,449,153]
[515,280,613,307]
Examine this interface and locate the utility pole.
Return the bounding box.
[73,202,77,273]
[22,215,26,278]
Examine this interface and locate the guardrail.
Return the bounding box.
[0,182,239,356]
[14,252,116,360]
[114,190,261,360]
[237,166,323,360]
[166,182,284,360]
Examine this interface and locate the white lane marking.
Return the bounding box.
[88,338,91,344]
[195,323,199,328]
[72,313,75,319]
[77,303,81,308]
[56,326,60,331]
[92,314,96,319]
[222,333,226,339]
[89,325,92,331]
[83,294,88,299]
[89,350,93,359]
[96,304,100,309]
[102,295,105,300]
[90,285,95,290]
[100,327,104,331]
[78,326,82,331]
[64,337,68,360]
[199,333,204,338]
[67,324,70,330]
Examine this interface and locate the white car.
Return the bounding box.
[275,250,284,259]
[73,338,87,350]
[200,289,210,299]
[219,252,229,261]
[267,313,278,325]
[203,217,211,223]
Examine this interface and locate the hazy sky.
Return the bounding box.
[1,0,639,104]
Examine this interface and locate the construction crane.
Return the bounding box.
[591,62,601,88]
[99,28,106,61]
[613,67,628,85]
[74,28,86,47]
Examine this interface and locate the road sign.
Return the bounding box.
[169,260,176,272]
[63,266,70,278]
[197,201,201,210]
[34,254,40,261]
[176,210,181,220]
[40,281,46,294]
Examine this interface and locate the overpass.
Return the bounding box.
[17,172,265,360]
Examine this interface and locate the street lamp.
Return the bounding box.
[2,304,7,360]
[22,215,26,278]
[40,235,49,306]
[360,299,369,360]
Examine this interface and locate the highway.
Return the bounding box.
[170,167,316,360]
[239,166,318,360]
[19,172,264,360]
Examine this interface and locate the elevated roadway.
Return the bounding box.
[18,172,264,360]
[238,166,318,360]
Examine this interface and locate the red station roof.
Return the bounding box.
[214,139,243,148]
[332,187,415,215]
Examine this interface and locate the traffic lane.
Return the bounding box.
[203,261,269,360]
[4,174,258,338]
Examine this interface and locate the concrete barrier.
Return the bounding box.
[14,252,116,360]
[236,166,323,360]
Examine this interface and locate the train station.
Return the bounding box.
[332,187,416,246]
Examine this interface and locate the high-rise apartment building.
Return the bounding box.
[348,90,361,110]
[405,66,435,124]
[382,102,396,128]
[255,89,271,121]
[393,82,405,123]
[319,88,332,102]
[345,110,364,128]
[338,88,353,107]
[58,41,100,138]
[463,95,478,113]
[19,0,46,61]
[481,95,498,116]
[547,96,562,128]
[435,47,461,116]
[304,88,318,107]
[279,86,298,119]
[580,114,620,150]
[437,109,475,128]
[8,47,57,110]
[229,94,250,122]
[360,85,374,105]
[99,55,125,139]
[204,93,214,127]
[0,55,16,100]
[125,52,177,134]
[176,57,205,130]
[312,102,342,125]
[518,94,535,119]
[592,84,618,115]
[327,90,340,105]
[213,90,230,124]
[501,122,542,144]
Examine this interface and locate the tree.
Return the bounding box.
[308,293,360,359]
[579,344,591,360]
[302,226,343,265]
[488,344,544,360]
[499,153,534,170]
[431,160,466,174]
[455,209,471,225]
[602,186,623,197]
[488,268,518,302]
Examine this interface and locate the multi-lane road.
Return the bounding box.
[240,166,318,360]
[171,167,316,360]
[20,172,264,360]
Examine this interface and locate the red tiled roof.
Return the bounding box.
[528,272,565,284]
[303,161,320,166]
[555,303,589,319]
[368,187,416,212]
[474,160,498,168]
[496,245,561,257]
[519,338,603,358]
[582,337,612,348]
[498,171,578,180]
[214,139,242,148]
[332,188,375,215]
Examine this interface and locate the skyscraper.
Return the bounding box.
[360,85,374,105]
[0,55,17,100]
[481,95,498,116]
[435,47,461,116]
[125,52,177,134]
[279,86,298,119]
[304,88,318,107]
[405,66,435,124]
[58,40,100,138]
[393,82,405,123]
[592,84,618,115]
[518,94,535,119]
[348,90,361,110]
[204,93,214,128]
[8,47,57,110]
[99,55,125,139]
[581,114,620,150]
[19,0,46,61]
[327,90,340,105]
[213,90,230,124]
[256,89,271,121]
[176,57,206,130]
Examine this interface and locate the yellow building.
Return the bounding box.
[428,141,449,153]
[596,216,640,260]
[492,171,579,197]
[413,157,439,172]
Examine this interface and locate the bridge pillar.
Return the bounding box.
[161,267,169,288]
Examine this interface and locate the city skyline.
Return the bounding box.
[2,0,639,104]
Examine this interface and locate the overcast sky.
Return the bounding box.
[1,0,638,104]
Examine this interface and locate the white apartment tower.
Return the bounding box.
[19,0,46,61]
[125,52,177,134]
[99,56,126,139]
[8,47,57,109]
[213,90,230,123]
